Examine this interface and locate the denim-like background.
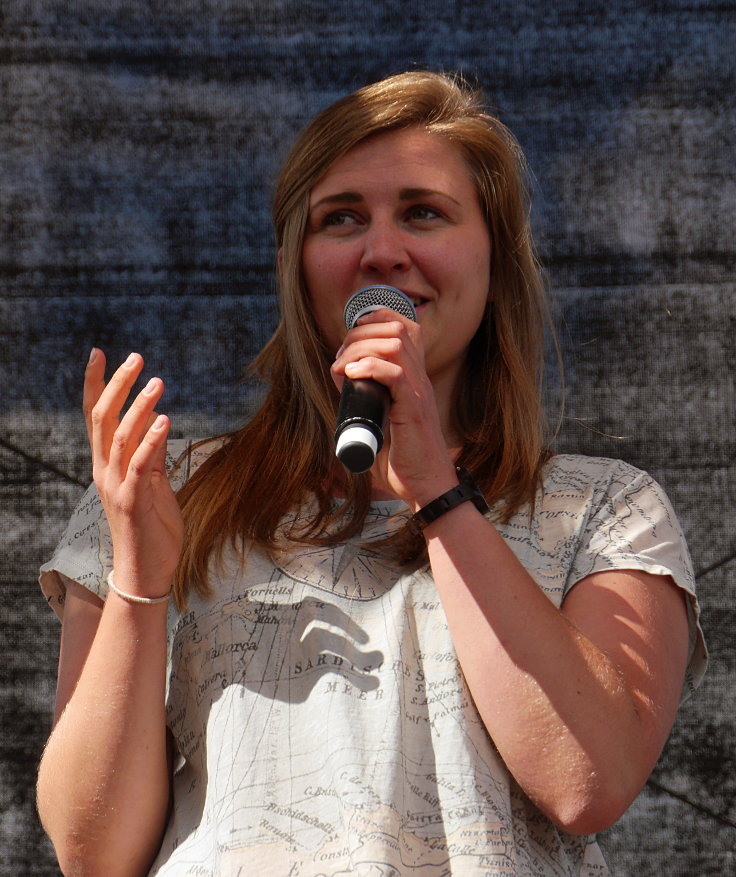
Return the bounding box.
[1,1,734,873]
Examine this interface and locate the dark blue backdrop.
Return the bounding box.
[1,2,734,873]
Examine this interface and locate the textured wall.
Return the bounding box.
[1,1,734,874]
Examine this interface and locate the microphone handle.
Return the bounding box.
[335,378,391,474]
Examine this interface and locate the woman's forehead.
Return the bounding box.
[309,127,476,202]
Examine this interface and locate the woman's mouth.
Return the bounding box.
[403,292,429,314]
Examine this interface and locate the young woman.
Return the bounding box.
[37,71,706,876]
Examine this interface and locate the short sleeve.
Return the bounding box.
[39,439,195,620]
[567,458,707,700]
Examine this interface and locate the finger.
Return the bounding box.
[109,377,165,483]
[126,413,171,487]
[349,313,420,339]
[122,415,175,521]
[337,336,404,365]
[331,337,401,393]
[341,319,424,364]
[108,414,171,528]
[145,410,159,432]
[89,353,145,469]
[343,356,403,387]
[354,307,418,328]
[352,311,423,349]
[335,336,425,390]
[83,348,107,446]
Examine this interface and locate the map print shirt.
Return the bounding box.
[40,446,707,877]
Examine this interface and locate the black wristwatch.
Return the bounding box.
[410,468,489,533]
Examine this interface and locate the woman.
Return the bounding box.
[37,71,706,876]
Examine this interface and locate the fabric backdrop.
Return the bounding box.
[1,1,734,874]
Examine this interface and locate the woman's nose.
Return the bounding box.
[359,221,411,275]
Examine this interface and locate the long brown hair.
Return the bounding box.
[173,70,556,608]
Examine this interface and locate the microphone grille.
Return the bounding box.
[343,285,417,329]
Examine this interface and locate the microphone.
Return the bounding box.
[335,285,417,474]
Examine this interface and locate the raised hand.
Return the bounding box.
[84,349,184,598]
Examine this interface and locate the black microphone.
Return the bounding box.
[335,285,417,474]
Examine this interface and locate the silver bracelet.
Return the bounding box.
[107,570,171,605]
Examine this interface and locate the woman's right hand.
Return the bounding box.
[84,348,184,598]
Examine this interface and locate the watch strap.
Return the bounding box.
[410,468,489,534]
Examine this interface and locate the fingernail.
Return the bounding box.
[143,378,159,395]
[151,415,167,431]
[334,344,345,360]
[124,353,137,368]
[88,347,98,365]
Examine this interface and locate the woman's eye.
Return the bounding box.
[322,210,360,228]
[407,205,442,222]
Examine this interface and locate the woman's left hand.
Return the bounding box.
[331,308,459,508]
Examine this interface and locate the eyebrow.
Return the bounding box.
[309,187,461,210]
[310,191,363,210]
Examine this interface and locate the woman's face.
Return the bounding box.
[301,126,491,389]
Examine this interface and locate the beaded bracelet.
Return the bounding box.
[410,468,490,534]
[107,570,171,605]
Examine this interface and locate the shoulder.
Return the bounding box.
[498,452,693,600]
[538,454,695,598]
[539,453,649,494]
[535,453,676,522]
[537,454,687,555]
[542,454,686,535]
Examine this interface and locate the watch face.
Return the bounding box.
[271,501,410,601]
